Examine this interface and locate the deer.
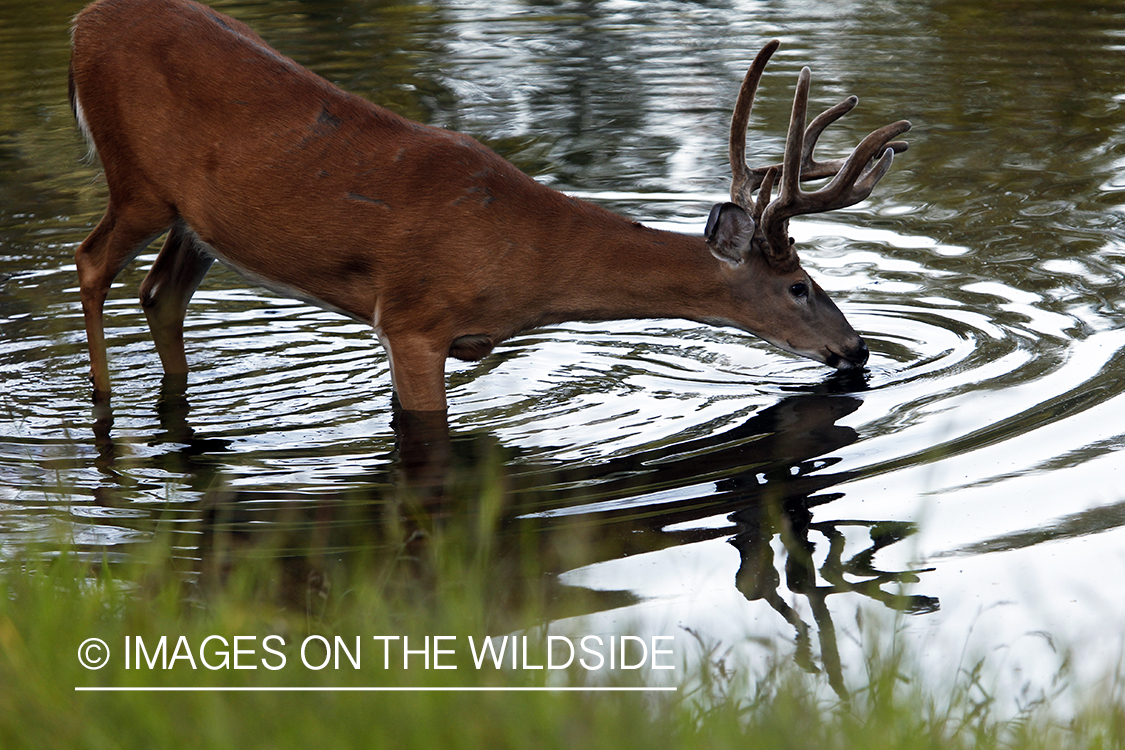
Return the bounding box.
[68,0,910,414]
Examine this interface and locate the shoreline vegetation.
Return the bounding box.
[2,520,1121,750]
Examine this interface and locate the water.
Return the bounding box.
[3,0,1125,707]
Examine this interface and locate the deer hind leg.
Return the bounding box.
[75,200,174,396]
[139,222,214,377]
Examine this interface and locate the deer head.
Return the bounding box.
[704,40,911,370]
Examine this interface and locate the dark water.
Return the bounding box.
[4,0,1125,706]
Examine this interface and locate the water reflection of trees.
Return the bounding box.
[89,383,938,691]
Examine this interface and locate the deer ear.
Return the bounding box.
[705,202,755,264]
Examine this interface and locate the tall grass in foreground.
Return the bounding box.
[1,518,1122,750]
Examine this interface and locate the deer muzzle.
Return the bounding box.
[825,337,869,370]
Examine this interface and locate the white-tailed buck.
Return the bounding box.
[69,0,909,413]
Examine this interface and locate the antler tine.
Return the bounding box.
[799,98,909,181]
[780,68,811,204]
[753,166,778,224]
[759,66,812,265]
[729,39,780,209]
[798,96,859,180]
[811,119,912,211]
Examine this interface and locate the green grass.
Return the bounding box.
[1,506,1122,750]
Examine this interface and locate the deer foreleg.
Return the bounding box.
[379,333,449,413]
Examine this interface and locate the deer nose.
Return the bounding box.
[851,338,870,368]
[828,338,869,370]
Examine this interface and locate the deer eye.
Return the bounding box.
[789,282,809,299]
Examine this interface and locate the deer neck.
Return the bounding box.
[531,199,732,328]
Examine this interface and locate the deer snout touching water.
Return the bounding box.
[68,0,909,413]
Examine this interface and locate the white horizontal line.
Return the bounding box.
[75,686,677,693]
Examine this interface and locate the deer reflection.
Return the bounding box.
[476,393,938,699]
[87,385,938,694]
[730,500,937,698]
[88,375,231,509]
